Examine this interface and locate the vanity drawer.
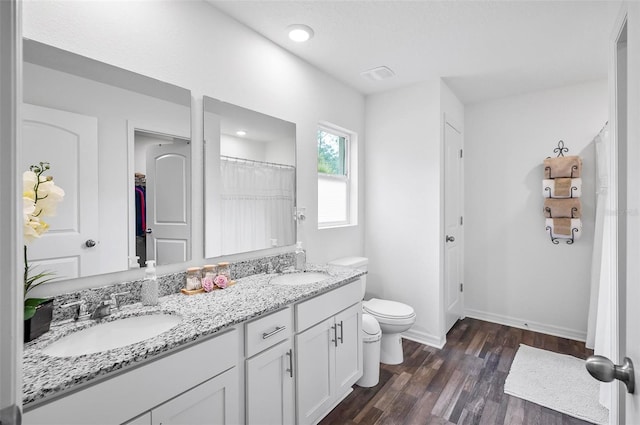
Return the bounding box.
[245,307,292,357]
[295,279,361,332]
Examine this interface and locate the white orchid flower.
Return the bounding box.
[35,180,65,217]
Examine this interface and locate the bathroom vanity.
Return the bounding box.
[22,265,364,425]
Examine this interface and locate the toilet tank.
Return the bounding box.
[328,256,368,299]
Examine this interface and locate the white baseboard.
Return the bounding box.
[402,328,446,349]
[464,308,587,342]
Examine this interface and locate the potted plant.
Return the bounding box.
[23,162,64,342]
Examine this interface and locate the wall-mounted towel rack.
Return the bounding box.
[542,141,582,245]
[553,140,569,157]
[543,181,581,198]
[546,225,579,245]
[544,206,579,219]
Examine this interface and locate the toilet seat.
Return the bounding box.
[363,298,416,324]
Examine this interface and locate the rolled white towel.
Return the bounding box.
[545,218,582,240]
[542,178,582,198]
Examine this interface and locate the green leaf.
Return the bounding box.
[24,297,51,307]
[24,298,51,321]
[24,305,37,321]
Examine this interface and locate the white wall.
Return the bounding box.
[464,79,608,340]
[365,80,463,347]
[22,0,365,291]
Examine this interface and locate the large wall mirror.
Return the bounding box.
[22,39,192,281]
[203,97,296,257]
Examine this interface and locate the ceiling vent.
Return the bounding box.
[360,66,395,82]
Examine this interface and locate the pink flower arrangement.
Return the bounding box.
[202,277,215,292]
[214,274,229,289]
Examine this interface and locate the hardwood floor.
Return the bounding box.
[320,318,596,425]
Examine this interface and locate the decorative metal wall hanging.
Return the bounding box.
[542,141,582,245]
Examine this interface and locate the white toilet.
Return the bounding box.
[328,256,416,365]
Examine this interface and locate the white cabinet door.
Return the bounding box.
[334,303,362,396]
[152,367,238,425]
[295,317,335,425]
[246,340,294,425]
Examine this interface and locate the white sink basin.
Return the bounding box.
[42,313,182,357]
[270,272,330,286]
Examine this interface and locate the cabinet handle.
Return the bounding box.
[262,325,286,339]
[286,348,293,378]
[338,320,344,344]
[331,324,338,347]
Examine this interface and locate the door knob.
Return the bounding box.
[586,355,635,394]
[446,235,455,242]
[85,239,96,248]
[145,228,153,234]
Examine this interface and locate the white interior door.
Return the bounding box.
[22,103,99,281]
[598,5,640,424]
[145,141,191,265]
[444,120,463,333]
[620,3,640,423]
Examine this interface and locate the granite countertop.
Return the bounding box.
[23,264,364,408]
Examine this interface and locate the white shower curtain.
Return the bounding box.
[585,123,611,410]
[220,158,295,254]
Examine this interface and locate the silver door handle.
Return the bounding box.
[85,239,96,248]
[331,324,337,347]
[262,326,286,339]
[286,348,293,378]
[446,235,455,242]
[145,228,153,234]
[586,355,635,394]
[337,321,344,344]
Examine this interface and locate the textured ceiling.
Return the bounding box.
[207,0,621,104]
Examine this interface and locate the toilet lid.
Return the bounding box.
[363,298,415,320]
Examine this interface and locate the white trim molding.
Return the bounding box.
[0,0,22,422]
[464,308,587,342]
[402,328,447,350]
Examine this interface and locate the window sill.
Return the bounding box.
[318,222,358,230]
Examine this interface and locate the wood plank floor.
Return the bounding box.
[320,318,596,425]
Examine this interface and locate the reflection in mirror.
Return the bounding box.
[22,39,192,281]
[133,131,191,267]
[203,97,296,257]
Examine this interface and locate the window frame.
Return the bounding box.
[317,124,353,228]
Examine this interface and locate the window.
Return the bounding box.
[317,124,356,227]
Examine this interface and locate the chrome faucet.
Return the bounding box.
[110,291,130,311]
[61,299,90,321]
[90,295,114,320]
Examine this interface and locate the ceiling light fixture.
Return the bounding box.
[288,24,314,42]
[236,130,247,136]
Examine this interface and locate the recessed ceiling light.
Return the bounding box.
[236,130,247,136]
[288,24,314,42]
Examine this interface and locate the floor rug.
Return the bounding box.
[504,344,608,424]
